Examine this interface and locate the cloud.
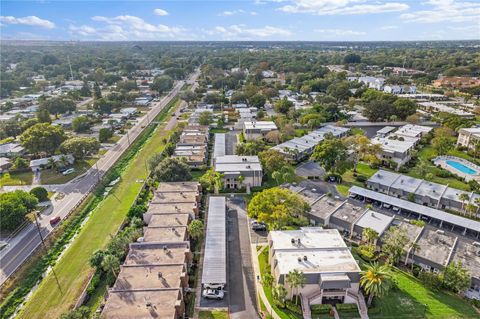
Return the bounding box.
[70,15,184,40]
[153,8,168,16]
[315,28,366,36]
[380,25,399,30]
[400,0,480,23]
[208,24,292,39]
[278,0,409,15]
[219,9,259,16]
[0,15,55,29]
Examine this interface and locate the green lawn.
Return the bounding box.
[0,171,33,186]
[337,162,378,196]
[40,161,93,185]
[258,247,303,319]
[350,249,478,319]
[18,101,180,319]
[199,310,229,319]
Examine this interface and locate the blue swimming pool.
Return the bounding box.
[446,160,477,175]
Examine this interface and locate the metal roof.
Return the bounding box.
[201,196,227,285]
[213,133,226,159]
[349,186,480,233]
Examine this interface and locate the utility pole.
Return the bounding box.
[33,213,62,293]
[67,55,74,81]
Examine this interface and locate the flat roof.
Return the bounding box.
[243,121,277,130]
[215,155,260,164]
[143,226,187,243]
[391,220,424,248]
[414,228,456,266]
[270,228,347,250]
[390,175,422,193]
[151,192,198,204]
[355,210,394,235]
[101,289,181,319]
[214,133,226,158]
[451,238,480,280]
[376,126,396,135]
[330,202,366,224]
[156,182,199,193]
[394,124,432,138]
[371,136,416,153]
[114,264,185,291]
[145,203,196,215]
[202,196,227,285]
[215,162,263,173]
[147,214,190,227]
[125,242,189,266]
[349,186,480,233]
[309,196,344,220]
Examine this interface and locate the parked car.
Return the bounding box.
[202,289,224,300]
[383,203,392,209]
[252,222,267,231]
[392,206,400,212]
[50,216,61,226]
[62,168,75,175]
[348,194,357,199]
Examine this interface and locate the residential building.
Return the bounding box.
[242,121,277,140]
[0,157,13,172]
[173,125,209,167]
[214,155,263,189]
[29,154,74,172]
[213,133,226,159]
[433,77,480,89]
[0,142,25,158]
[268,228,362,308]
[457,127,480,149]
[419,101,474,119]
[347,76,385,90]
[272,125,349,161]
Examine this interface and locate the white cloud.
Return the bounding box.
[400,0,480,23]
[250,11,258,15]
[208,24,292,39]
[219,9,246,16]
[380,25,399,30]
[315,28,366,36]
[278,0,409,15]
[0,15,55,29]
[153,8,169,16]
[70,15,184,40]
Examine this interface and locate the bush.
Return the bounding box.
[355,175,367,183]
[418,271,443,291]
[30,187,49,202]
[357,244,376,261]
[336,303,358,312]
[127,204,147,219]
[285,300,302,315]
[311,304,331,314]
[86,271,101,296]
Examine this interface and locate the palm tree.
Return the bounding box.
[101,254,120,278]
[262,272,274,288]
[272,284,288,308]
[286,269,306,305]
[475,197,480,214]
[459,193,470,214]
[466,203,476,218]
[360,263,392,306]
[362,227,379,246]
[238,175,245,188]
[47,157,56,170]
[408,242,420,272]
[213,172,224,194]
[187,220,204,241]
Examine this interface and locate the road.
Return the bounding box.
[0,70,200,287]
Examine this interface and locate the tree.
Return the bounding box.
[93,82,102,100]
[249,93,267,108]
[344,53,361,64]
[60,137,100,160]
[362,227,379,245]
[311,134,351,176]
[272,284,288,307]
[458,193,470,213]
[79,81,91,97]
[442,261,470,293]
[151,75,174,95]
[94,67,105,83]
[408,242,420,271]
[236,139,266,156]
[187,220,204,240]
[36,107,51,123]
[60,306,90,319]
[93,98,113,114]
[40,97,75,117]
[247,187,310,230]
[363,100,394,122]
[30,187,49,202]
[198,111,213,126]
[89,250,106,270]
[14,157,28,169]
[264,130,281,144]
[274,97,294,114]
[199,169,224,194]
[154,157,192,182]
[20,123,66,155]
[360,263,392,306]
[99,127,113,143]
[382,226,410,265]
[432,136,454,156]
[179,91,197,107]
[393,98,417,120]
[286,269,306,305]
[101,254,120,278]
[72,116,91,133]
[0,190,38,231]
[326,81,352,102]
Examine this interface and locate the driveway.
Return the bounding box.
[225,131,238,155]
[227,196,259,319]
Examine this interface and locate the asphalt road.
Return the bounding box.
[0,71,200,287]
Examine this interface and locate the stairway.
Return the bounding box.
[347,291,369,319]
[300,294,312,319]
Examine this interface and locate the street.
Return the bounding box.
[0,70,200,286]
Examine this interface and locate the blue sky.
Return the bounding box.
[1,1,479,41]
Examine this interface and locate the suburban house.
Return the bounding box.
[347,76,385,90]
[214,155,263,189]
[29,154,74,172]
[242,121,277,140]
[173,125,209,167]
[419,101,474,119]
[433,76,480,89]
[457,127,480,149]
[268,228,365,312]
[0,142,25,158]
[0,157,13,172]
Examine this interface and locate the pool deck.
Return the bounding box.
[433,156,480,182]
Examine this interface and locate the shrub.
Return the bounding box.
[409,219,425,227]
[127,204,147,219]
[336,303,358,312]
[418,271,443,291]
[357,244,376,261]
[355,175,367,183]
[30,187,49,202]
[311,304,331,314]
[285,300,302,315]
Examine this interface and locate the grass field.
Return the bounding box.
[40,161,93,185]
[337,162,378,196]
[0,171,33,186]
[17,100,180,319]
[198,310,230,319]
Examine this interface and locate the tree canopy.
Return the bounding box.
[154,157,192,182]
[0,190,38,231]
[20,123,66,155]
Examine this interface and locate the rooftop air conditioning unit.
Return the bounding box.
[303,256,308,261]
[298,257,302,262]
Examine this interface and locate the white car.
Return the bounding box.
[62,168,75,175]
[202,289,224,300]
[392,206,400,212]
[383,203,392,209]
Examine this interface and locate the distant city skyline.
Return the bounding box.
[1,0,479,41]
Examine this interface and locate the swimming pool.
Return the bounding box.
[446,160,478,175]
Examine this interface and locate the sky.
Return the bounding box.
[0,0,479,41]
